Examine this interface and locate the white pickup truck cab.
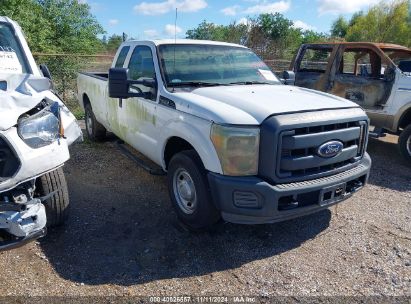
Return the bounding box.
[78,40,371,229]
[0,17,82,249]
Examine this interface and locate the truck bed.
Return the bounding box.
[79,72,108,81]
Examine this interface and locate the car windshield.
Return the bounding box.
[158,44,280,87]
[382,49,411,74]
[0,22,30,74]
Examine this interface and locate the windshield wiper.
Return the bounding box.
[168,81,226,87]
[227,81,272,85]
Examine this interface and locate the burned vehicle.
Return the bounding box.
[0,17,82,250]
[285,43,411,162]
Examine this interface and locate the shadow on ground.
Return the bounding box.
[367,137,411,192]
[39,137,331,286]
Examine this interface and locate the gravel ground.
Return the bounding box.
[0,129,409,298]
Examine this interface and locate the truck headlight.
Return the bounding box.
[211,124,260,176]
[18,107,60,148]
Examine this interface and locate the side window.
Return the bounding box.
[298,48,332,73]
[114,46,130,68]
[339,49,384,79]
[128,46,155,81]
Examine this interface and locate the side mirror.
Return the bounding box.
[384,66,396,82]
[108,68,157,99]
[39,64,52,80]
[282,70,295,85]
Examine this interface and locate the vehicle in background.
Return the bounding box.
[0,17,82,250]
[284,42,411,163]
[78,39,371,230]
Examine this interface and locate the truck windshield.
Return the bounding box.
[0,22,30,74]
[158,44,280,87]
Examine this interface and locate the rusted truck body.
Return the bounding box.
[286,42,411,162]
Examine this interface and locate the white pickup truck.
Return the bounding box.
[0,17,82,249]
[78,40,371,229]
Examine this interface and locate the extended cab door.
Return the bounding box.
[293,45,336,91]
[117,44,159,158]
[328,45,396,110]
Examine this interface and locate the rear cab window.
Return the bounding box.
[114,46,130,68]
[338,48,386,79]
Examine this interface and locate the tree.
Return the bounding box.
[331,0,411,47]
[0,0,52,52]
[106,34,123,53]
[331,16,349,38]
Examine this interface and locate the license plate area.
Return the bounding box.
[319,182,347,206]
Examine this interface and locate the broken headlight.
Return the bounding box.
[18,103,60,148]
[211,124,260,176]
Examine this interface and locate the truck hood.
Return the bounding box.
[173,84,360,125]
[0,73,82,145]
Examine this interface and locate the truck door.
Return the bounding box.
[117,45,159,159]
[294,45,334,91]
[328,46,395,110]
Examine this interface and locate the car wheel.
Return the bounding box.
[167,150,220,230]
[36,167,70,228]
[84,103,106,141]
[399,124,411,163]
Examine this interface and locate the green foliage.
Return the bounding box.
[187,13,331,61]
[104,34,124,53]
[186,20,248,44]
[331,16,349,38]
[331,0,411,47]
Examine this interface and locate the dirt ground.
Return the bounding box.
[0,129,409,298]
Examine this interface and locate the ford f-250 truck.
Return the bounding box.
[78,40,371,229]
[284,42,411,162]
[0,17,82,249]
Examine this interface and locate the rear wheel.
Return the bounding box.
[399,124,411,163]
[85,102,106,141]
[167,150,220,230]
[36,167,69,228]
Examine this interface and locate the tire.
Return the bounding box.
[36,167,70,228]
[167,150,220,230]
[84,102,106,141]
[398,124,411,163]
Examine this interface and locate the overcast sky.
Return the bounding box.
[80,0,384,39]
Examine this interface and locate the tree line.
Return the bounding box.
[186,0,411,60]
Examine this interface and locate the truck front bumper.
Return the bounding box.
[208,153,371,224]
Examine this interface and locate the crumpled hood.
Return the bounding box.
[0,73,82,145]
[175,84,360,125]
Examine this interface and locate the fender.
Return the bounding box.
[159,116,223,174]
[394,101,411,131]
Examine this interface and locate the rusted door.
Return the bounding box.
[327,45,395,110]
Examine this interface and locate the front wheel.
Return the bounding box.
[399,124,411,163]
[36,167,70,228]
[167,150,220,230]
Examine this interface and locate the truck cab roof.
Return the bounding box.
[122,39,248,48]
[302,42,411,52]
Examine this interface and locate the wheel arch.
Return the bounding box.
[162,134,222,174]
[398,105,411,131]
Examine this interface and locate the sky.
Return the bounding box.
[79,0,383,40]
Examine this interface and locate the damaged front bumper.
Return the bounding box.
[0,181,47,250]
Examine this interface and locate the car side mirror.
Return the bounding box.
[384,66,396,82]
[108,68,157,99]
[39,64,52,80]
[282,71,295,85]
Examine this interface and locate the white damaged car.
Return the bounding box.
[0,17,82,250]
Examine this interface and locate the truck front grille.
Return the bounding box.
[277,121,368,181]
[0,137,20,182]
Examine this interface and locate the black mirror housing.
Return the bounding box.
[109,68,130,99]
[282,70,295,85]
[109,68,158,99]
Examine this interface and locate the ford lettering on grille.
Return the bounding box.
[317,141,344,158]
